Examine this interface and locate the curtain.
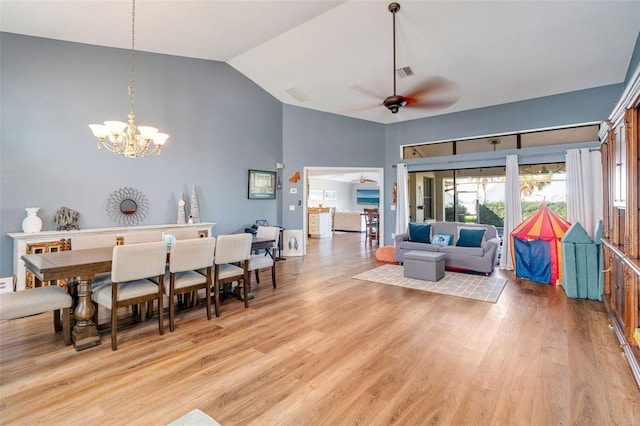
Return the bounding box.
[566,148,603,237]
[395,163,409,241]
[500,154,522,270]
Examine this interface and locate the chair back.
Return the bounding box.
[256,226,280,248]
[214,233,252,265]
[72,233,117,250]
[169,237,216,273]
[111,241,167,283]
[363,208,379,225]
[123,230,163,244]
[169,227,200,240]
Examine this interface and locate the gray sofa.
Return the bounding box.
[395,221,500,275]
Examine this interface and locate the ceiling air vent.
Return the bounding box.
[396,66,414,78]
[285,87,310,102]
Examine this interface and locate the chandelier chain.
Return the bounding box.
[128,0,136,116]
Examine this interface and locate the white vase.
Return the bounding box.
[22,207,43,233]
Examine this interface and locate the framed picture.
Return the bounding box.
[248,169,276,199]
[309,189,323,200]
[283,229,304,257]
[324,190,336,200]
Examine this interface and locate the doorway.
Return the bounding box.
[303,166,385,255]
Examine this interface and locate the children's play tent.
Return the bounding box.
[510,203,571,284]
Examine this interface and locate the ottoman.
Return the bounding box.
[403,251,445,282]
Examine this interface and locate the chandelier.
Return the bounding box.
[88,0,169,158]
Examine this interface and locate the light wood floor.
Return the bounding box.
[1,233,639,425]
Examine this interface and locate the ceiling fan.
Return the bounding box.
[353,2,459,115]
[354,174,377,184]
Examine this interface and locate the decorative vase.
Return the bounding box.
[22,207,43,233]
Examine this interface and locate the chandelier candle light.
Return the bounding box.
[88,0,169,158]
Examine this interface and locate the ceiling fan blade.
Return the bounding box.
[349,84,387,101]
[406,97,459,109]
[403,76,458,100]
[341,104,382,114]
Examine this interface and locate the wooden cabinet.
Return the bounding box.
[599,62,640,387]
[308,212,331,238]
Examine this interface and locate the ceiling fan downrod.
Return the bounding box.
[383,2,406,114]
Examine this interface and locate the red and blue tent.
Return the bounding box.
[510,203,571,285]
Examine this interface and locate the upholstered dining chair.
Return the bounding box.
[91,241,167,350]
[248,225,279,289]
[169,227,200,240]
[156,237,216,331]
[71,233,118,287]
[123,230,163,244]
[212,233,252,316]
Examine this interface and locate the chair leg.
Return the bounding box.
[243,275,249,309]
[169,291,175,332]
[53,308,62,332]
[62,307,71,345]
[214,281,220,317]
[111,305,118,351]
[255,269,260,284]
[271,265,277,288]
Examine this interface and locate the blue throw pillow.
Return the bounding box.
[408,223,431,243]
[456,228,486,248]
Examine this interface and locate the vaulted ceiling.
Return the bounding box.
[2,1,639,124]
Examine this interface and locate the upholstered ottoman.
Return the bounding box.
[403,251,445,282]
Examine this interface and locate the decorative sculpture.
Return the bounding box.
[53,206,80,231]
[289,171,301,183]
[177,193,186,224]
[190,184,200,224]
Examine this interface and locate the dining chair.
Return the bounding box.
[248,226,279,289]
[91,241,167,350]
[212,233,252,316]
[71,233,118,287]
[156,237,216,331]
[123,230,163,244]
[363,208,380,246]
[169,227,200,240]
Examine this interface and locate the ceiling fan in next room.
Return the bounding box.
[354,174,377,184]
[351,2,459,115]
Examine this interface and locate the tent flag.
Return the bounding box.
[510,202,571,285]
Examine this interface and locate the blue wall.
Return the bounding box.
[0,33,283,276]
[282,105,385,230]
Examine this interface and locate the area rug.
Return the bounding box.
[352,264,507,303]
[167,409,220,426]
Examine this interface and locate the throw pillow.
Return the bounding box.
[456,228,486,248]
[408,223,431,243]
[431,233,451,247]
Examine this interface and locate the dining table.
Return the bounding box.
[21,237,276,351]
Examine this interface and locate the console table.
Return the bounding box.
[8,222,216,292]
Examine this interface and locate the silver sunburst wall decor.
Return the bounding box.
[106,187,149,226]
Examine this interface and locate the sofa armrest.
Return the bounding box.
[486,237,500,248]
[395,232,409,245]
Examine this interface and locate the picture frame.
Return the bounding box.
[324,190,336,200]
[248,169,276,199]
[283,229,304,257]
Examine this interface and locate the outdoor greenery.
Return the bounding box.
[446,201,568,227]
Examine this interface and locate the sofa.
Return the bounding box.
[395,221,500,275]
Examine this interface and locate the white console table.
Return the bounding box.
[7,222,216,291]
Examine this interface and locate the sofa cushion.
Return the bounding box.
[439,245,485,257]
[408,223,431,243]
[399,240,440,252]
[431,233,453,247]
[456,228,486,248]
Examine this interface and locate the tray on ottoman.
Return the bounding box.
[403,250,445,282]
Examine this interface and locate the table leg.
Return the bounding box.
[72,276,100,351]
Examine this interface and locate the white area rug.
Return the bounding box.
[353,264,507,303]
[167,409,220,426]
